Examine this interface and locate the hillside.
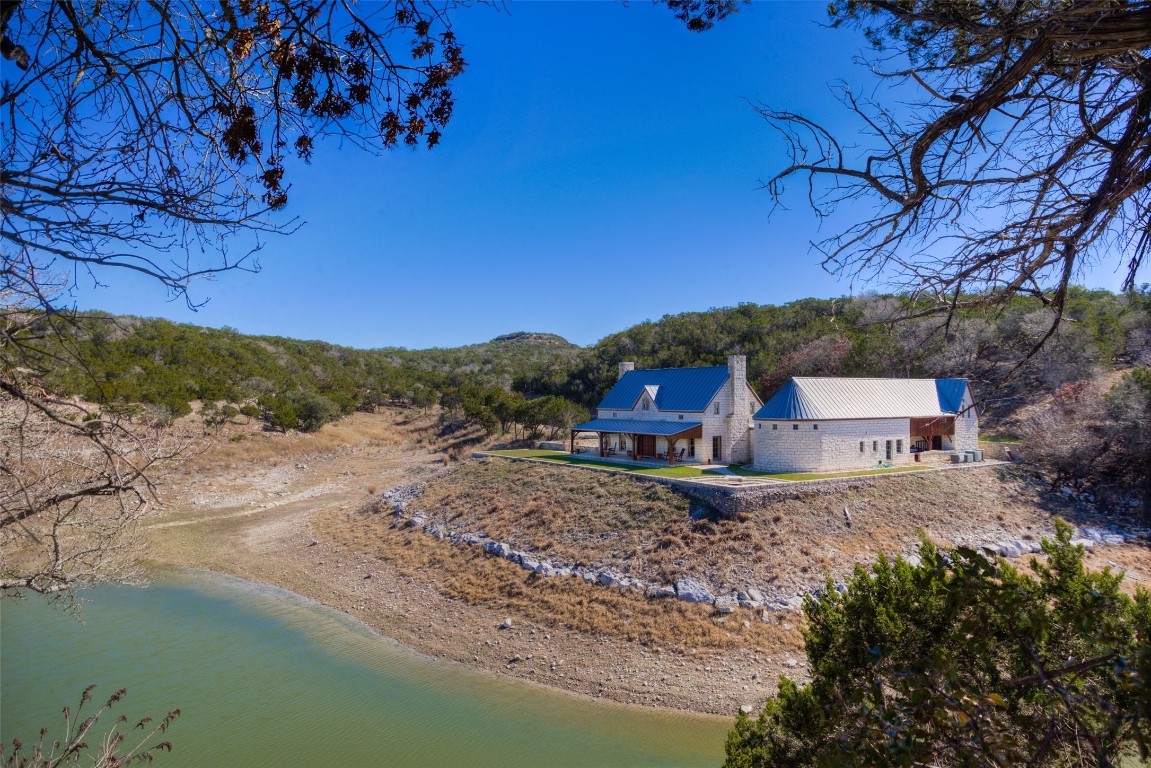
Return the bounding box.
[27,313,583,417]
[536,288,1151,425]
[23,287,1149,434]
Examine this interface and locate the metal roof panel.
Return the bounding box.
[754,377,970,420]
[572,418,703,436]
[597,366,729,412]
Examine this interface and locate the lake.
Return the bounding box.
[1,570,729,767]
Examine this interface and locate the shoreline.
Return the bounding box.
[145,495,799,716]
[142,410,1149,719]
[144,412,798,716]
[146,562,733,725]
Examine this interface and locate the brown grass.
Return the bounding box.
[184,409,438,473]
[317,503,798,653]
[405,460,1079,600]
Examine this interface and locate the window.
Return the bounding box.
[772,424,777,430]
[872,440,878,452]
[713,402,720,415]
[642,399,649,411]
[859,441,864,452]
[896,439,903,454]
[678,414,684,420]
[813,424,819,430]
[792,424,799,430]
[688,438,695,457]
[749,401,755,413]
[612,412,617,418]
[757,424,761,429]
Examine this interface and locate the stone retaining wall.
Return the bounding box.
[380,483,1148,624]
[477,452,1009,518]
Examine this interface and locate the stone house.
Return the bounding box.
[750,377,979,473]
[569,355,763,465]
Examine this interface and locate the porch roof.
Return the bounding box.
[571,418,703,437]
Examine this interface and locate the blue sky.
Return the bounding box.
[67,1,1136,349]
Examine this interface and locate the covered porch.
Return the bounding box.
[569,418,704,465]
[910,416,956,453]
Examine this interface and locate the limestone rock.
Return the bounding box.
[597,572,621,588]
[675,579,714,603]
[996,542,1022,558]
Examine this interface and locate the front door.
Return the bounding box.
[712,435,722,461]
[637,435,656,457]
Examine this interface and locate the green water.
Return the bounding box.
[1,570,728,767]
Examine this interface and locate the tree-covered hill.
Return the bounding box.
[26,287,1150,434]
[29,313,582,419]
[536,288,1151,423]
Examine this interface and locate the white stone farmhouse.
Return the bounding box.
[751,377,979,473]
[569,355,763,465]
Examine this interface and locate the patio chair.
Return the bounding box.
[675,448,686,462]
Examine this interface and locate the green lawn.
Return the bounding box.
[724,464,928,481]
[482,449,710,477]
[485,450,932,482]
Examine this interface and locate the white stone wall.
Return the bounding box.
[751,418,912,473]
[725,355,755,465]
[952,389,980,451]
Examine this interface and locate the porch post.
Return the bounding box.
[667,437,677,465]
[570,430,575,454]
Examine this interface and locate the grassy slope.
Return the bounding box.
[405,459,1081,601]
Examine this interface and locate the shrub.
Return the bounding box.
[724,521,1151,767]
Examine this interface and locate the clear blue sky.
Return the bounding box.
[68,1,1135,349]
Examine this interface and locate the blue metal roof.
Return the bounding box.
[597,366,729,412]
[934,379,968,413]
[754,377,971,420]
[571,418,703,436]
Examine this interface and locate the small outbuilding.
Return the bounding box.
[751,377,978,473]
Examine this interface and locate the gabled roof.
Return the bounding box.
[598,366,730,412]
[754,377,971,421]
[572,418,703,436]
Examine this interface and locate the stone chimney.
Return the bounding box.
[726,354,752,464]
[618,361,635,379]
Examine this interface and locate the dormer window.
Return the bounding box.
[642,399,650,411]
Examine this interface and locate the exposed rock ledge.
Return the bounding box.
[380,485,1149,620]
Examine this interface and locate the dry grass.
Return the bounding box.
[407,459,692,566]
[405,460,1082,600]
[184,409,437,473]
[318,503,798,654]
